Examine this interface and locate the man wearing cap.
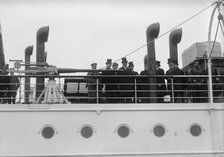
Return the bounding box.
[155,61,166,103]
[118,57,130,103]
[86,63,100,103]
[166,58,185,103]
[127,61,138,103]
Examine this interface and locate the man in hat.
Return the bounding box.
[173,59,186,103]
[127,61,138,103]
[101,59,115,103]
[155,60,166,103]
[112,62,118,70]
[105,62,120,103]
[166,58,175,97]
[119,57,128,70]
[86,63,100,103]
[139,64,153,103]
[118,57,130,103]
[128,62,138,75]
[187,60,209,102]
[105,59,112,69]
[166,58,185,103]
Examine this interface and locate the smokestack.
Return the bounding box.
[24,46,33,104]
[146,22,160,73]
[0,24,5,70]
[146,22,160,103]
[36,26,49,99]
[169,28,182,63]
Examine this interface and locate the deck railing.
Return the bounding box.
[0,74,224,104]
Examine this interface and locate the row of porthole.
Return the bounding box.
[41,123,203,139]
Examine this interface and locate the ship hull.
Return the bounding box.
[0,103,224,157]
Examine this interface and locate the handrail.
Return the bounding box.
[0,74,223,104]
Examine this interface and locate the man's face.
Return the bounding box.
[112,65,118,70]
[194,61,199,68]
[144,64,148,70]
[168,62,174,69]
[122,62,127,68]
[91,65,97,70]
[106,63,112,69]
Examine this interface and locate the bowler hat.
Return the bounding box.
[121,57,128,63]
[106,59,112,64]
[156,60,160,66]
[173,59,178,65]
[128,61,134,67]
[112,62,118,66]
[91,63,97,66]
[167,58,174,64]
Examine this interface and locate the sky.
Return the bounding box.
[0,0,223,73]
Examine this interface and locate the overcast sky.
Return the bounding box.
[0,0,222,73]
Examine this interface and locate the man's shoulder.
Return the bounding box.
[166,69,173,75]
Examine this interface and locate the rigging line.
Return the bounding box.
[220,20,224,36]
[113,3,214,64]
[208,20,220,60]
[217,7,224,36]
[157,5,214,41]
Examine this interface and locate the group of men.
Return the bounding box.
[186,60,223,103]
[86,56,224,104]
[86,57,168,103]
[86,57,137,103]
[0,65,20,104]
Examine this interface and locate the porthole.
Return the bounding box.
[117,125,130,138]
[153,124,166,137]
[41,125,55,139]
[80,125,93,138]
[190,124,202,137]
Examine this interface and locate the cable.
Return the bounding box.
[220,22,224,36]
[112,3,214,65]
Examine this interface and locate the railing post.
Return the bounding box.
[18,74,22,103]
[96,78,99,104]
[134,78,137,103]
[171,78,175,103]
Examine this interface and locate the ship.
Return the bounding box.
[0,1,224,157]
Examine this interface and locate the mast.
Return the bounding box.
[207,0,223,103]
[207,0,223,153]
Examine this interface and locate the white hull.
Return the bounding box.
[0,103,223,157]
